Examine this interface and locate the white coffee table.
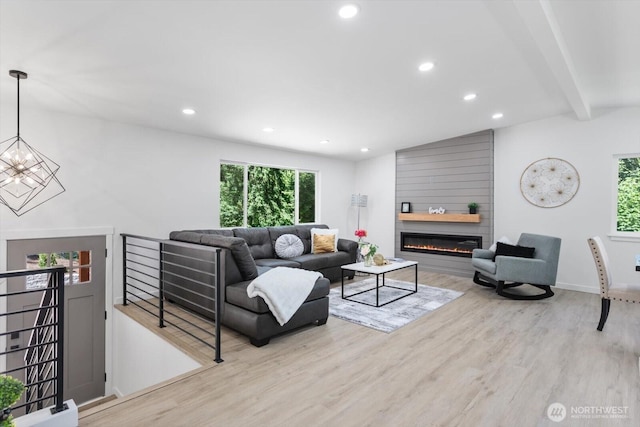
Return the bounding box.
[340,260,418,307]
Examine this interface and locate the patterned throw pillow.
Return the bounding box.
[274,234,305,259]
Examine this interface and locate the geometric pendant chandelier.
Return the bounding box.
[0,70,65,216]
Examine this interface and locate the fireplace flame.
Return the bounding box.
[403,244,473,254]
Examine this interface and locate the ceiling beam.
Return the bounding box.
[512,0,591,120]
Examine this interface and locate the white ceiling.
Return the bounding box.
[1,0,638,161]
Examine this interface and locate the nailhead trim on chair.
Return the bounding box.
[589,237,640,304]
[588,238,609,297]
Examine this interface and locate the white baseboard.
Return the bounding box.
[555,282,600,295]
[112,386,124,398]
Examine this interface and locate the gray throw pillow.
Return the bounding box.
[275,234,304,259]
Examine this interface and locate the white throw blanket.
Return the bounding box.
[247,267,322,326]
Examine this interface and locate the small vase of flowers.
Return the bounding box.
[354,229,368,262]
[360,243,378,267]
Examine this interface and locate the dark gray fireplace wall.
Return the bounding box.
[395,130,494,277]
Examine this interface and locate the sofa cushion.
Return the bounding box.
[233,227,274,259]
[169,231,203,244]
[199,234,259,280]
[297,250,353,271]
[255,258,301,269]
[268,226,298,251]
[311,227,338,253]
[295,224,327,254]
[274,234,305,258]
[313,234,336,253]
[200,229,235,237]
[226,277,330,314]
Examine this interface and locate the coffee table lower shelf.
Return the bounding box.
[340,260,418,307]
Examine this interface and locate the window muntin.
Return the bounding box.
[25,250,92,289]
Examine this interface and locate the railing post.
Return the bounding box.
[158,241,165,328]
[52,267,66,414]
[122,235,128,306]
[214,249,223,363]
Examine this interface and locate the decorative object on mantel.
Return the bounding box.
[468,202,478,214]
[401,201,411,213]
[360,242,378,266]
[429,206,446,214]
[398,212,480,223]
[0,70,65,216]
[520,157,580,208]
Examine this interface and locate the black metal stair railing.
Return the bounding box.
[24,282,57,412]
[121,234,223,363]
[0,266,67,416]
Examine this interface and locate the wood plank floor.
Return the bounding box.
[80,271,640,426]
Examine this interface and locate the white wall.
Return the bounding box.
[353,153,396,257]
[495,107,640,292]
[112,309,200,397]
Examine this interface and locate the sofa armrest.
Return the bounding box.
[338,238,358,262]
[472,248,494,259]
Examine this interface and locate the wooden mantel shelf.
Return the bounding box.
[398,213,481,223]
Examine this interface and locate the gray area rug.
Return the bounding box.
[329,278,464,333]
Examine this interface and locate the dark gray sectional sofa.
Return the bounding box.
[168,224,358,346]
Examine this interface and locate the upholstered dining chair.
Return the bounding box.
[472,233,561,300]
[587,236,640,331]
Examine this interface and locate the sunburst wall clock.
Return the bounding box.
[520,158,580,208]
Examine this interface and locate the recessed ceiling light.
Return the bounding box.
[418,62,435,72]
[463,93,477,101]
[492,112,504,119]
[320,140,329,144]
[182,108,196,115]
[339,4,359,19]
[262,127,275,133]
[360,147,369,152]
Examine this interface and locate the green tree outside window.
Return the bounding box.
[220,163,317,228]
[617,157,640,232]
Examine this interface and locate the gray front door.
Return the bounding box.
[6,235,106,407]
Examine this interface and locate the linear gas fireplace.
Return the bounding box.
[401,233,482,258]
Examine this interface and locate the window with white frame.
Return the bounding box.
[220,162,317,227]
[614,155,640,233]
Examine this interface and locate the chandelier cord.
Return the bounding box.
[16,72,20,138]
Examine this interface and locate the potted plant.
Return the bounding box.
[1,375,24,427]
[468,202,479,214]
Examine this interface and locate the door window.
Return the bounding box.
[25,250,92,289]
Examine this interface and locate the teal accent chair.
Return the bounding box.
[472,233,561,300]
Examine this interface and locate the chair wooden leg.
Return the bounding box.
[597,298,611,331]
[473,271,496,289]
